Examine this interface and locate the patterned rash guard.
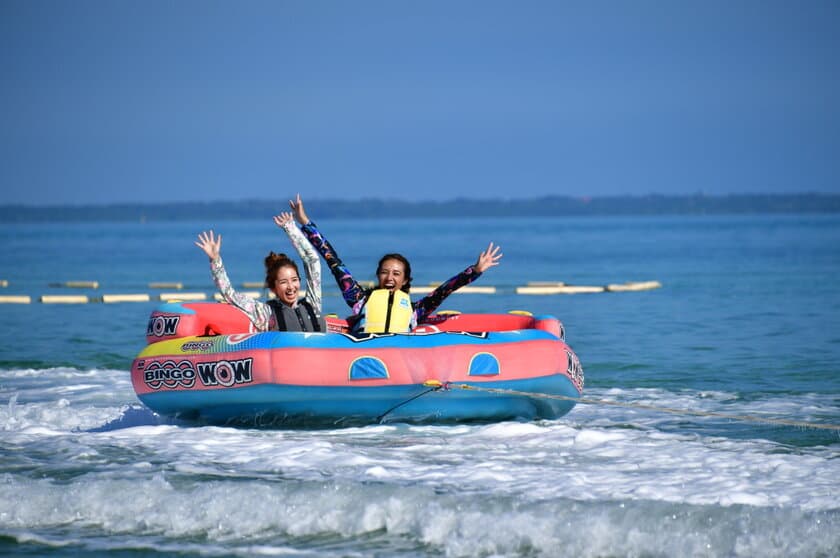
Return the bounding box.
[300,221,482,328]
[209,221,323,332]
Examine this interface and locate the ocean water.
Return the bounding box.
[0,214,838,557]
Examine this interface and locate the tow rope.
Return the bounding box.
[376,380,445,423]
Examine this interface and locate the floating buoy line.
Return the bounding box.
[376,381,840,432]
[0,280,662,303]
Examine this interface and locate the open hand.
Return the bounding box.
[474,242,503,273]
[195,230,222,261]
[273,212,294,228]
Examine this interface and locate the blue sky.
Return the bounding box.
[2,1,838,205]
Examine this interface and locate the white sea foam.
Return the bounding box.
[1,370,839,556]
[1,472,837,557]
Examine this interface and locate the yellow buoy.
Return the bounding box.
[606,281,662,292]
[159,292,207,302]
[0,295,31,304]
[457,286,496,294]
[64,281,99,289]
[41,295,90,304]
[556,285,605,294]
[149,282,183,290]
[516,285,605,294]
[101,294,151,303]
[516,285,564,295]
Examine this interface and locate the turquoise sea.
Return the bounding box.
[1,214,838,557]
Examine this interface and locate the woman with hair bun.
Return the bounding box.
[195,212,325,332]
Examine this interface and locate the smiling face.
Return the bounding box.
[377,258,407,292]
[272,265,301,305]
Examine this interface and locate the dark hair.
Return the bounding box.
[264,252,300,288]
[377,253,412,293]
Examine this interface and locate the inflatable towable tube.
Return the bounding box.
[133,302,583,426]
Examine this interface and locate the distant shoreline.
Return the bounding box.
[1,193,839,222]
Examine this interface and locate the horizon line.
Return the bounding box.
[2,191,838,210]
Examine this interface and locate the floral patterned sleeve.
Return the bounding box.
[300,221,368,309]
[282,221,322,315]
[210,256,272,331]
[413,265,482,325]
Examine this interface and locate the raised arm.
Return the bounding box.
[274,211,322,315]
[292,195,368,308]
[195,230,271,331]
[414,242,503,324]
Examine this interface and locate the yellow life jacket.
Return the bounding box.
[362,289,413,333]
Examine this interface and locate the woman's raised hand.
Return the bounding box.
[289,193,310,225]
[195,230,222,261]
[273,212,294,229]
[474,242,503,273]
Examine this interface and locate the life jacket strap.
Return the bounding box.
[383,290,394,333]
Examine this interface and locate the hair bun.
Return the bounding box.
[264,251,290,266]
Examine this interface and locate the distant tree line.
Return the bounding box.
[1,193,839,223]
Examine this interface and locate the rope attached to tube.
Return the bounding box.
[376,380,445,424]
